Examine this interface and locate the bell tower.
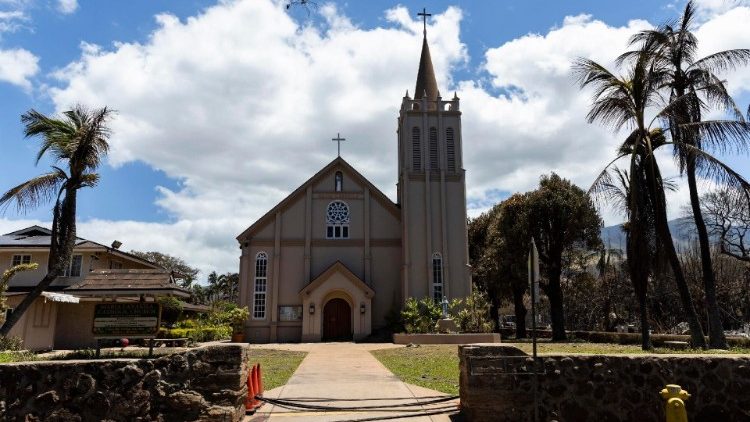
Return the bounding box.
[397,21,471,303]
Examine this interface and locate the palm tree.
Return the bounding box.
[0,105,113,337]
[575,49,750,348]
[593,167,665,350]
[619,1,750,349]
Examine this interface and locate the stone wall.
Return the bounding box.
[0,344,250,422]
[459,344,750,422]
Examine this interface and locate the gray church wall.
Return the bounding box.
[370,246,403,328]
[281,198,306,238]
[311,246,364,281]
[277,245,305,304]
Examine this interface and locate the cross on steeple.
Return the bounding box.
[332,133,346,157]
[417,7,431,37]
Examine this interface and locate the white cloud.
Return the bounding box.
[3,0,743,274]
[0,10,27,34]
[0,46,38,89]
[56,0,77,15]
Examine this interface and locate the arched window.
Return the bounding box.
[253,252,268,319]
[326,201,350,239]
[432,253,443,303]
[412,127,421,171]
[429,127,439,169]
[335,171,343,192]
[446,128,456,172]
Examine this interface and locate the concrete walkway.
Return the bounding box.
[248,343,461,421]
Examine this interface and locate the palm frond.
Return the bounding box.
[0,172,66,213]
[690,49,750,74]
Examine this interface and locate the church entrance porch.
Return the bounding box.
[323,298,352,341]
[299,261,374,342]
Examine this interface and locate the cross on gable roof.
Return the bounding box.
[237,156,400,242]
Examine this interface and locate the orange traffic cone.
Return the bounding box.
[251,364,260,408]
[246,365,257,412]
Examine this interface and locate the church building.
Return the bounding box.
[237,31,471,342]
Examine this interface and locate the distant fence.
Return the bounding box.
[499,328,750,347]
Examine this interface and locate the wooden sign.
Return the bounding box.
[92,303,161,338]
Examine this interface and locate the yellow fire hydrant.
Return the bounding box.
[660,384,690,422]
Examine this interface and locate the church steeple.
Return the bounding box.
[414,8,438,102]
[414,37,439,101]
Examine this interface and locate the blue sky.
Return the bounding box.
[0,0,748,275]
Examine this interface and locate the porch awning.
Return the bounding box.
[41,291,80,303]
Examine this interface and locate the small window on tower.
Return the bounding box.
[335,171,343,192]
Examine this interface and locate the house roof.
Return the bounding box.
[237,156,400,242]
[65,269,191,297]
[0,226,88,247]
[0,226,160,269]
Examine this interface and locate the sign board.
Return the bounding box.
[279,305,303,321]
[92,303,161,338]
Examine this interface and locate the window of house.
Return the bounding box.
[429,127,438,169]
[63,255,83,277]
[326,201,350,239]
[11,254,31,266]
[432,253,444,303]
[335,171,343,192]
[253,252,268,319]
[111,261,123,270]
[446,127,456,172]
[412,127,421,170]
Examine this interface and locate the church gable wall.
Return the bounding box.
[369,246,402,329]
[281,198,306,239]
[277,246,305,305]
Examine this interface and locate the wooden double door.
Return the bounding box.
[322,298,352,341]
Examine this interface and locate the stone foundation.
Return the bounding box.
[0,344,250,422]
[459,344,750,422]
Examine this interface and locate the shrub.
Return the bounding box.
[450,290,494,333]
[158,296,183,327]
[226,306,250,334]
[0,335,24,351]
[159,325,231,342]
[401,297,442,334]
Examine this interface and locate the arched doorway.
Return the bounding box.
[323,298,352,341]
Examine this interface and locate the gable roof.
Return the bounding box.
[299,261,375,298]
[237,156,400,242]
[0,226,160,269]
[65,269,190,297]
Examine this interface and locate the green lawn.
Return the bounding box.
[371,342,750,395]
[0,351,36,363]
[249,348,307,391]
[371,346,460,395]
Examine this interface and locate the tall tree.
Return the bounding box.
[525,173,603,341]
[701,188,750,263]
[576,49,750,348]
[493,193,531,339]
[623,0,750,348]
[129,250,200,288]
[0,105,113,337]
[593,167,659,349]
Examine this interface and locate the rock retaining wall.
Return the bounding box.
[459,344,750,422]
[0,344,250,422]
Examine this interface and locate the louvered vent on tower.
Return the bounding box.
[446,127,456,172]
[412,127,421,170]
[429,127,438,169]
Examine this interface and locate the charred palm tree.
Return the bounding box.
[617,0,750,349]
[0,105,112,337]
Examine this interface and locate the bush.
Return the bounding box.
[0,335,24,351]
[226,306,250,334]
[159,325,231,342]
[401,297,442,333]
[451,290,494,333]
[158,296,183,327]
